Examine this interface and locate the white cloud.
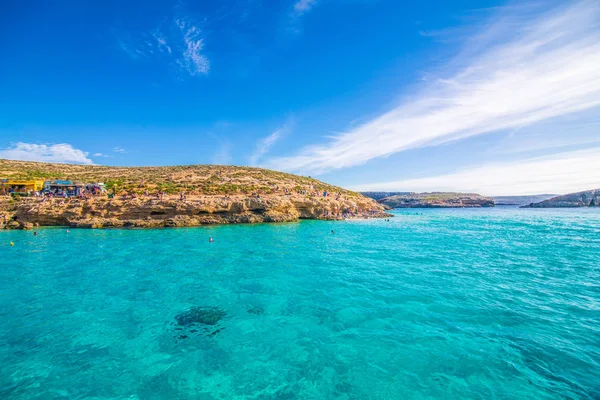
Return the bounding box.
[154,32,172,54]
[117,19,209,77]
[93,152,113,158]
[269,1,600,174]
[113,146,127,153]
[250,125,289,165]
[0,143,93,164]
[176,19,210,76]
[353,148,600,196]
[117,37,147,59]
[293,0,317,17]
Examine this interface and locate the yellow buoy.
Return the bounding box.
[10,241,14,246]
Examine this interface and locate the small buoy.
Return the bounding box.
[209,237,214,242]
[66,230,70,234]
[10,241,14,246]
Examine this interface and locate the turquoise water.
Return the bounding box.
[1,207,599,399]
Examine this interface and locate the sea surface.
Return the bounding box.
[1,207,599,399]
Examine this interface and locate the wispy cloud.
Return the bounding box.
[93,152,113,158]
[287,0,318,33]
[117,18,209,77]
[353,147,600,196]
[113,146,127,154]
[250,123,292,165]
[154,31,172,54]
[269,1,600,173]
[117,37,147,59]
[176,19,210,76]
[0,143,93,164]
[293,0,318,17]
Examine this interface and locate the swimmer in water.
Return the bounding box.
[331,229,334,234]
[209,237,214,242]
[66,229,70,234]
[33,231,37,236]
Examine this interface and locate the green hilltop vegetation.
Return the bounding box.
[0,159,360,197]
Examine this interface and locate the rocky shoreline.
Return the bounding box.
[0,194,391,230]
[0,159,392,229]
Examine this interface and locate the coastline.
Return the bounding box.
[0,194,391,230]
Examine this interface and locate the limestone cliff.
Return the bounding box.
[0,159,389,228]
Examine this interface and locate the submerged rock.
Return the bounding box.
[246,305,264,315]
[175,306,226,327]
[172,306,227,340]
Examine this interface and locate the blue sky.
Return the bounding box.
[1,0,600,195]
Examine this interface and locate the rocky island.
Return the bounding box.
[372,192,495,208]
[360,192,411,201]
[0,159,390,229]
[493,194,556,206]
[523,189,600,208]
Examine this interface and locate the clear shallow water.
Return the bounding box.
[1,207,599,400]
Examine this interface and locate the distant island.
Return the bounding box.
[0,159,389,229]
[362,192,495,208]
[360,192,411,201]
[522,189,600,208]
[493,194,557,206]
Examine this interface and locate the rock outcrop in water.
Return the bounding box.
[0,159,390,228]
[377,192,495,208]
[522,189,600,208]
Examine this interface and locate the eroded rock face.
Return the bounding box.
[0,160,392,228]
[1,219,32,230]
[1,193,391,229]
[21,222,34,230]
[6,221,20,230]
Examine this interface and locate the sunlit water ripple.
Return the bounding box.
[1,207,599,399]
